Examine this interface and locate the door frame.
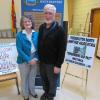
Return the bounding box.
[90,8,100,35]
[90,8,100,58]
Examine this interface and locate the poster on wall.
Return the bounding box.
[0,43,18,75]
[22,0,64,12]
[65,35,97,69]
[21,0,64,31]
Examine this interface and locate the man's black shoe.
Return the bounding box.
[24,98,29,100]
[47,95,54,100]
[40,93,48,100]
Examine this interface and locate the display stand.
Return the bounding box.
[61,63,89,100]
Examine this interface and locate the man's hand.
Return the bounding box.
[29,59,37,65]
[54,66,61,74]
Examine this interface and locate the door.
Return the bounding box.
[90,8,100,56]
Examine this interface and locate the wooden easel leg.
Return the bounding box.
[84,69,88,100]
[61,63,69,88]
[82,68,84,87]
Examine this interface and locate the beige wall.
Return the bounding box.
[0,0,68,30]
[0,0,21,30]
[67,0,73,28]
[72,0,100,33]
[72,0,100,56]
[1,0,100,33]
[64,0,68,21]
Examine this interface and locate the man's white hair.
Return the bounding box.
[44,4,56,14]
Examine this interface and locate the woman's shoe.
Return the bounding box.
[24,98,29,100]
[30,93,38,98]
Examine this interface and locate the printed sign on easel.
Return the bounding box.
[65,35,97,69]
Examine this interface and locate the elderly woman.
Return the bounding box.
[38,4,66,100]
[16,15,38,100]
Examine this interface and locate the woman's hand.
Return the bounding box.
[29,59,37,65]
[54,66,61,74]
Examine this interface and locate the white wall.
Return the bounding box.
[0,0,21,30]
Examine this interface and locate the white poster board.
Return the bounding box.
[0,43,18,75]
[65,35,97,69]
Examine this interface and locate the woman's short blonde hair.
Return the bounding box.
[20,15,34,29]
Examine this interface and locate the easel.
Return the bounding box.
[61,63,89,100]
[0,72,20,95]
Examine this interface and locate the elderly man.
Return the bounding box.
[38,4,66,100]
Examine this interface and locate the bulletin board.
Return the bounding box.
[21,0,64,31]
